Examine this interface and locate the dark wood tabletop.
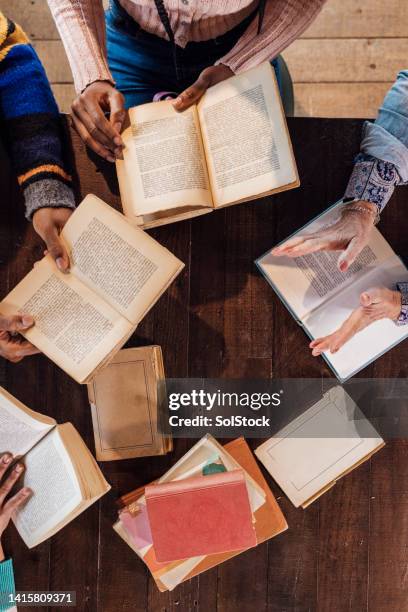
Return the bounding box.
[1,117,408,612]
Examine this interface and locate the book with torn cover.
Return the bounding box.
[117,62,299,229]
[0,385,110,548]
[255,386,384,508]
[87,346,172,461]
[113,435,287,591]
[0,195,184,384]
[145,469,257,562]
[256,200,408,381]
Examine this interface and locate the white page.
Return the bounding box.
[0,390,55,456]
[257,202,396,320]
[13,428,82,547]
[198,62,297,206]
[304,256,408,380]
[255,387,383,507]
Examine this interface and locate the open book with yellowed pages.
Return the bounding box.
[255,386,384,508]
[87,346,172,461]
[0,385,110,548]
[117,62,299,229]
[0,195,184,384]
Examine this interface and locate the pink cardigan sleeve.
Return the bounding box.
[47,0,113,93]
[217,0,327,74]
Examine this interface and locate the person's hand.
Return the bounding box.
[32,207,73,272]
[272,201,378,272]
[0,454,32,561]
[71,81,126,162]
[0,314,39,363]
[310,287,402,356]
[173,65,234,112]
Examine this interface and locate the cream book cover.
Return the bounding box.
[255,386,384,508]
[87,346,172,461]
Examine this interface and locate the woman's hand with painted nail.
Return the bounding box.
[272,201,377,273]
[309,287,402,356]
[0,454,32,560]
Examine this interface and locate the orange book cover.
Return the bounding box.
[117,437,288,590]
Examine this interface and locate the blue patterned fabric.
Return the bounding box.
[344,153,401,213]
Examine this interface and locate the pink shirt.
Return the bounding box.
[47,0,326,93]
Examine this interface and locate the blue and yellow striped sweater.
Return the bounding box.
[0,12,75,218]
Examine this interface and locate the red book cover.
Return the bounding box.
[145,469,257,562]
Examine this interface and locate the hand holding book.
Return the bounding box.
[310,286,402,356]
[0,454,32,560]
[272,200,378,272]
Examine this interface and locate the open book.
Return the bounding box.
[256,201,408,381]
[87,346,172,461]
[255,386,384,508]
[117,62,299,229]
[0,386,110,548]
[0,195,184,383]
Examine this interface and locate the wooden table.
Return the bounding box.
[2,117,408,612]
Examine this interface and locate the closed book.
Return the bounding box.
[145,469,257,562]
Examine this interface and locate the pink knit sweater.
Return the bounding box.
[47,0,326,93]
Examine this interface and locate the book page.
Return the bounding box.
[198,62,298,207]
[122,102,212,216]
[257,203,396,320]
[13,428,83,548]
[255,387,383,507]
[0,387,55,457]
[0,257,133,383]
[303,255,408,381]
[61,195,184,323]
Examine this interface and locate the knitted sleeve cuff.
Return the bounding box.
[24,178,76,220]
[0,558,15,611]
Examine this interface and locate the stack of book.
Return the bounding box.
[114,435,288,592]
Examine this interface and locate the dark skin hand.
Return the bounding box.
[72,66,233,159]
[71,81,126,162]
[0,315,39,363]
[172,65,234,112]
[32,207,73,272]
[0,453,32,561]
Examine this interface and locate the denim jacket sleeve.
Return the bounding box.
[344,71,408,211]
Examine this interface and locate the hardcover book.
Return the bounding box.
[256,201,408,381]
[255,386,384,508]
[114,435,287,591]
[117,62,299,228]
[145,469,257,562]
[87,346,172,460]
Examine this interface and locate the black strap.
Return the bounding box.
[153,0,175,43]
[257,0,267,35]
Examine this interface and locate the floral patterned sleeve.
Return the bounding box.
[343,153,402,214]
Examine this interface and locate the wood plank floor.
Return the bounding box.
[1,0,407,118]
[1,116,408,611]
